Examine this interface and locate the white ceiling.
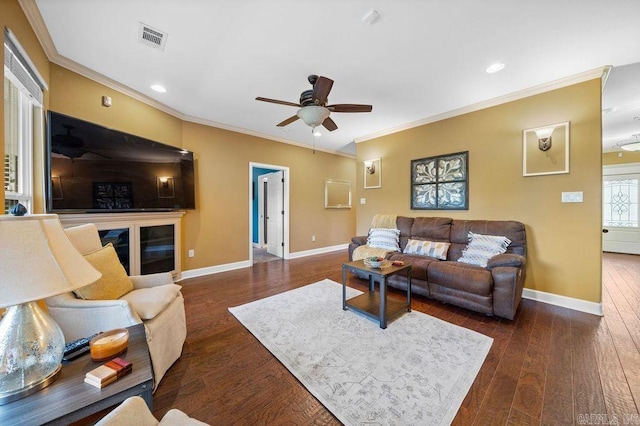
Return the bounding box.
[25,0,640,155]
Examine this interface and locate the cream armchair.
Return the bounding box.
[96,396,208,425]
[45,224,186,390]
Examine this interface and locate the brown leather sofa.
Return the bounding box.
[348,216,527,320]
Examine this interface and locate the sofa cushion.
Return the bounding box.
[367,228,401,251]
[458,232,511,267]
[428,261,494,296]
[74,243,134,300]
[403,239,451,260]
[386,253,434,281]
[120,284,182,320]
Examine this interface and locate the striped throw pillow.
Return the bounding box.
[403,239,451,260]
[367,228,401,251]
[458,232,511,267]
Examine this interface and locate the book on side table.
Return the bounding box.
[84,357,133,389]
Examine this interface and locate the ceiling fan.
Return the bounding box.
[256,75,372,132]
[52,125,109,159]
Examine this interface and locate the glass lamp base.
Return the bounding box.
[0,302,65,405]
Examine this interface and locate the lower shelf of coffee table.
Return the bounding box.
[345,292,409,323]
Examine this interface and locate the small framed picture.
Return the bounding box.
[523,121,570,176]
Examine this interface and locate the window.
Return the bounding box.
[4,30,45,214]
[603,179,639,227]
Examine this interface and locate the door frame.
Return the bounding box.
[249,162,290,263]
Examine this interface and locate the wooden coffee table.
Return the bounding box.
[342,259,412,329]
[0,323,153,425]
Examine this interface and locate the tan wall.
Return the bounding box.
[43,66,356,271]
[603,151,640,165]
[182,122,356,270]
[1,0,50,212]
[356,79,603,303]
[48,64,182,148]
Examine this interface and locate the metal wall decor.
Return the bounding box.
[411,151,468,210]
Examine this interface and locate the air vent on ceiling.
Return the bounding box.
[138,23,167,51]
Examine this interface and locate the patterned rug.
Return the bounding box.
[229,279,492,425]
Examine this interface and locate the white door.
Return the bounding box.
[603,165,640,254]
[266,171,284,257]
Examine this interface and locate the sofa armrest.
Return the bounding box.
[487,253,526,270]
[351,235,368,246]
[45,292,142,341]
[130,272,175,289]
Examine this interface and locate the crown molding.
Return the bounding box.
[354,66,611,143]
[17,0,355,159]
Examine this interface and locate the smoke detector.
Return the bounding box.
[138,23,168,51]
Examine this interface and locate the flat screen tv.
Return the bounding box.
[46,111,195,213]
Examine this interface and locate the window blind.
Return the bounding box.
[4,28,45,105]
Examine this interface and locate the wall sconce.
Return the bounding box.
[364,160,376,174]
[363,158,382,189]
[158,176,170,188]
[534,126,556,151]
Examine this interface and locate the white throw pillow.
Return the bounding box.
[367,228,401,252]
[403,239,451,260]
[458,232,511,267]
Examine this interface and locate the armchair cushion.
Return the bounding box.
[74,243,134,300]
[120,284,182,320]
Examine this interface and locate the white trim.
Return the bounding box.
[522,288,603,316]
[179,260,252,281]
[289,244,349,259]
[355,67,609,143]
[4,27,48,90]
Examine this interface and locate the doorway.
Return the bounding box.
[603,163,640,254]
[249,163,290,264]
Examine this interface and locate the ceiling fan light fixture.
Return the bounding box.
[297,106,330,128]
[620,142,640,152]
[618,134,640,151]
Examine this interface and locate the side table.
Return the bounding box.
[342,259,412,329]
[0,323,153,425]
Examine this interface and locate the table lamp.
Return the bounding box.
[0,214,102,404]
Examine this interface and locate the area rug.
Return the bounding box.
[228,279,492,425]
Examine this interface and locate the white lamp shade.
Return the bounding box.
[0,214,102,308]
[534,127,555,139]
[297,106,330,128]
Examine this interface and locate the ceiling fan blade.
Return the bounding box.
[312,76,334,105]
[277,115,300,127]
[326,104,373,113]
[322,117,338,132]
[256,97,300,108]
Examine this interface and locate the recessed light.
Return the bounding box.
[485,63,505,74]
[151,84,167,93]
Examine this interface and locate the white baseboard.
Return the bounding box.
[522,288,603,316]
[289,244,348,259]
[179,260,252,281]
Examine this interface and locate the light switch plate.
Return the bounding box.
[561,191,583,203]
[360,198,366,204]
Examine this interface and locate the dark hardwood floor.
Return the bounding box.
[151,251,640,425]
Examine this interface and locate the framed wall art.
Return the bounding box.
[411,151,468,210]
[523,121,569,176]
